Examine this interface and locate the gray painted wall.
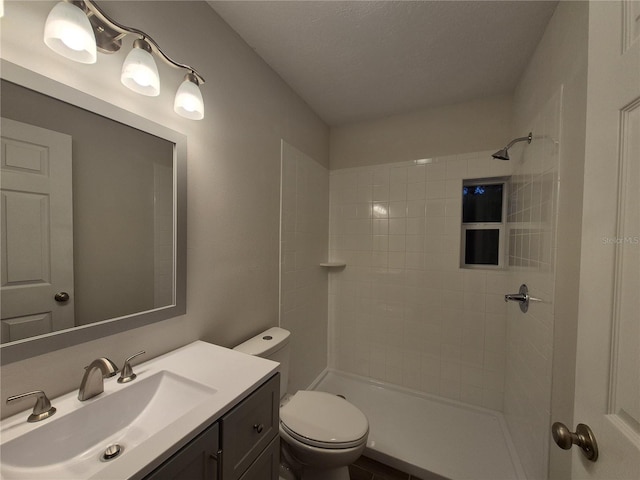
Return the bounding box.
[1,0,329,419]
[330,94,512,170]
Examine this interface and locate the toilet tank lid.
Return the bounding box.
[233,327,290,356]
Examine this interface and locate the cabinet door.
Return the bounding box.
[239,436,280,480]
[220,373,279,480]
[144,423,220,480]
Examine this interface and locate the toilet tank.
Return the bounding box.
[233,327,290,398]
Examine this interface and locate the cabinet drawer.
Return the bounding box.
[239,436,279,480]
[220,373,279,480]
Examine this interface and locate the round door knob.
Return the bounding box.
[54,292,70,303]
[552,422,598,461]
[552,423,574,449]
[253,423,264,434]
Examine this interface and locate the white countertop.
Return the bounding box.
[0,341,279,479]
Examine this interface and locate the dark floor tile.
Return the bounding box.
[353,456,410,480]
[349,464,374,480]
[371,476,408,480]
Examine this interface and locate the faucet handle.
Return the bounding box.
[6,390,57,422]
[118,351,146,383]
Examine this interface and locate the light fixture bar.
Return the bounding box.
[70,0,205,85]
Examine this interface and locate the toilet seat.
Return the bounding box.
[280,391,369,449]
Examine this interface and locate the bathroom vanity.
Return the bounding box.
[0,342,280,480]
[143,373,280,480]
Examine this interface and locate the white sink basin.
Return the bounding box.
[1,371,216,479]
[0,341,278,480]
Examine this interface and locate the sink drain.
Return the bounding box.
[101,444,123,461]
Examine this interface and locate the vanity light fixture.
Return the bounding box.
[43,0,205,119]
[121,38,160,96]
[43,1,97,64]
[174,73,205,120]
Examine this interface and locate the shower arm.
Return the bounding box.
[506,133,533,149]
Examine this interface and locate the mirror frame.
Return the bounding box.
[0,60,187,365]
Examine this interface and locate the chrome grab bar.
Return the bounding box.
[504,284,541,313]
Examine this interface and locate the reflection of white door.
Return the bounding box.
[1,118,74,342]
[571,1,640,478]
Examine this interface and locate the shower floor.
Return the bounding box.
[313,370,525,480]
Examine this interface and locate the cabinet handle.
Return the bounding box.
[253,423,264,434]
[209,449,223,479]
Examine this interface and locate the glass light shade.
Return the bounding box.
[174,76,204,120]
[121,45,160,96]
[44,2,97,64]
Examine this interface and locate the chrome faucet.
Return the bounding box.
[6,390,57,422]
[78,358,119,401]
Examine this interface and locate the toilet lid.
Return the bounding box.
[280,391,368,448]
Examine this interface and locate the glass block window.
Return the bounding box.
[461,178,507,268]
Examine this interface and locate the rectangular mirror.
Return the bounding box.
[0,61,186,364]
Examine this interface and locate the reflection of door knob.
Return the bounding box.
[552,422,598,461]
[54,292,70,303]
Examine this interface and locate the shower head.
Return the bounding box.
[492,132,533,160]
[492,148,510,161]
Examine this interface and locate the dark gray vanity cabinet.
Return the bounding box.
[143,373,279,480]
[220,373,280,480]
[237,436,279,480]
[143,423,221,480]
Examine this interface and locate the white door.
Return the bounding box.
[570,1,640,478]
[1,118,75,342]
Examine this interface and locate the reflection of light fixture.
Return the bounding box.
[373,204,388,217]
[121,38,160,96]
[43,0,205,119]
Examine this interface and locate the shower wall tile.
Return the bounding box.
[329,151,513,410]
[503,90,562,480]
[280,142,329,395]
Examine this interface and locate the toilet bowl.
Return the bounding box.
[234,327,369,480]
[280,390,368,478]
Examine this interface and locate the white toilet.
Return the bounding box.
[234,327,369,480]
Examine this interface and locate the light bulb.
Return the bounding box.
[121,39,160,96]
[174,73,204,120]
[44,2,96,64]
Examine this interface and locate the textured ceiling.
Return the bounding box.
[208,1,558,126]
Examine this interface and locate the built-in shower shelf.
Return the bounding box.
[320,262,346,268]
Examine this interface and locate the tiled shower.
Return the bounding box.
[503,90,561,480]
[327,153,513,410]
[280,89,562,479]
[280,141,330,394]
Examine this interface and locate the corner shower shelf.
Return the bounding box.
[320,262,346,268]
